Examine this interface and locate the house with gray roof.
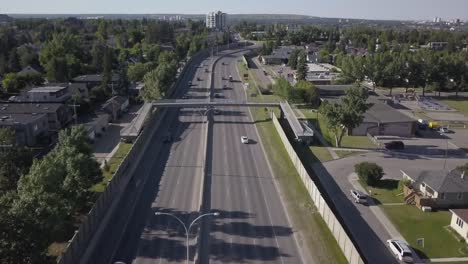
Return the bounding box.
[319,87,417,137]
[402,169,468,209]
[0,113,49,146]
[260,46,304,65]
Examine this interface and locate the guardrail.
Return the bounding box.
[271,113,365,264]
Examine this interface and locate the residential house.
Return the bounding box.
[319,86,417,137]
[0,113,49,146]
[304,63,341,85]
[18,65,42,76]
[68,83,90,99]
[71,74,120,89]
[0,103,73,131]
[450,209,468,241]
[24,85,71,103]
[260,46,304,65]
[102,96,129,122]
[128,82,144,98]
[85,113,109,141]
[402,169,468,209]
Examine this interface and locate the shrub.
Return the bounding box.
[355,162,384,186]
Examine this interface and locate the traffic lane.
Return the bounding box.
[209,54,303,263]
[135,110,206,264]
[112,108,206,264]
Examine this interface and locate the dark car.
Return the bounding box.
[162,134,173,143]
[384,141,405,150]
[214,93,222,98]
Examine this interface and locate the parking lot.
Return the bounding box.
[378,136,465,156]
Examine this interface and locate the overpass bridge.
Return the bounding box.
[152,99,314,143]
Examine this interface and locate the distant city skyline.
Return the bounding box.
[2,0,468,21]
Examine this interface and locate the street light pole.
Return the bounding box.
[155,212,219,264]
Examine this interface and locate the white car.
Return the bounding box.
[241,136,249,144]
[439,127,449,133]
[387,239,413,262]
[350,189,367,204]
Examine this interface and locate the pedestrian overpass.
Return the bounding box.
[152,99,314,143]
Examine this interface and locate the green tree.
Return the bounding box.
[128,62,152,82]
[272,77,293,99]
[295,80,318,106]
[287,49,301,70]
[296,50,307,81]
[319,86,369,147]
[16,45,39,68]
[355,162,384,186]
[7,48,21,73]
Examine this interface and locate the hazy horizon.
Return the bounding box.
[2,0,468,21]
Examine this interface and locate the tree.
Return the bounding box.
[128,62,152,82]
[272,77,293,99]
[7,48,21,73]
[0,128,15,145]
[319,86,369,147]
[296,50,307,81]
[0,147,33,194]
[295,80,319,107]
[355,162,384,186]
[116,65,130,95]
[16,45,39,68]
[287,49,301,70]
[141,60,177,101]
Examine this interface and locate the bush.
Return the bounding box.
[355,162,384,186]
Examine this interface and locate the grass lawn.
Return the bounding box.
[298,109,377,149]
[383,205,468,258]
[250,107,347,264]
[441,98,468,117]
[358,179,403,204]
[91,142,133,193]
[310,145,333,163]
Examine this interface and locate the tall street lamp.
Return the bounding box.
[154,212,220,264]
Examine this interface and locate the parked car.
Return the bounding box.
[350,189,367,204]
[213,109,221,115]
[384,141,405,150]
[387,239,413,262]
[241,136,249,144]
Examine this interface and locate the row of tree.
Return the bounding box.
[337,49,468,96]
[0,126,102,263]
[272,78,319,106]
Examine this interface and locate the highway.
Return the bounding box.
[85,45,306,264]
[199,51,305,263]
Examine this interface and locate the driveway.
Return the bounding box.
[93,104,143,162]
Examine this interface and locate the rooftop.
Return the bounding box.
[364,100,416,124]
[264,46,304,60]
[72,74,119,83]
[0,103,64,114]
[307,63,340,73]
[404,169,468,193]
[28,86,68,93]
[0,113,47,125]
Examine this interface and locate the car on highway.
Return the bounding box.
[214,93,222,98]
[197,77,201,81]
[162,134,173,143]
[384,141,405,150]
[213,109,221,115]
[241,136,249,144]
[350,189,367,204]
[205,68,209,73]
[439,127,450,133]
[223,84,227,89]
[188,81,192,86]
[387,239,413,262]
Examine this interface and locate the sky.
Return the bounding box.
[1,0,468,21]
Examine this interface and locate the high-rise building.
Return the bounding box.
[206,11,226,30]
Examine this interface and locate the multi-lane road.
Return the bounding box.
[84,45,307,264]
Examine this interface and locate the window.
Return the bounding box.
[457,217,464,228]
[458,193,463,200]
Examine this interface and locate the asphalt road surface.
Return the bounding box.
[86,46,306,264]
[198,52,305,264]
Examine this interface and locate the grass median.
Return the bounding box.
[251,107,347,264]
